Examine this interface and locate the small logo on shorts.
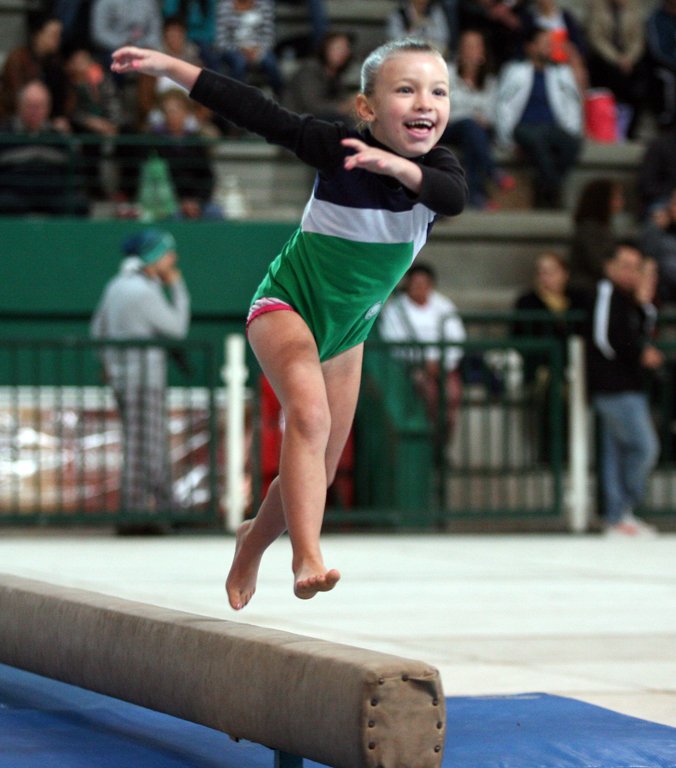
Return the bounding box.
[364,302,382,320]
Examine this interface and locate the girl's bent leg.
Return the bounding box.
[229,312,362,605]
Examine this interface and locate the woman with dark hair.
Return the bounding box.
[283,30,356,125]
[0,14,67,120]
[569,177,625,293]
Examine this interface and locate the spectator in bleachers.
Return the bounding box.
[90,0,163,68]
[51,0,93,51]
[585,0,647,141]
[0,14,67,122]
[215,0,284,97]
[275,0,328,52]
[283,31,357,125]
[145,88,223,219]
[0,80,89,216]
[636,125,676,220]
[458,0,527,68]
[442,28,515,210]
[138,15,205,126]
[519,0,588,91]
[63,47,123,198]
[379,262,466,445]
[162,0,218,69]
[386,0,452,58]
[640,188,676,302]
[645,0,676,130]
[495,26,583,209]
[569,177,626,294]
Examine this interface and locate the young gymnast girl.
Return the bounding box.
[111,38,467,610]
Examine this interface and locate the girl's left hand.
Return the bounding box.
[341,138,402,176]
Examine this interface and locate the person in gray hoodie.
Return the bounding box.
[91,228,190,524]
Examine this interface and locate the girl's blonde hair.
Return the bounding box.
[360,38,445,96]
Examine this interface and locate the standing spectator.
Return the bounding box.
[386,0,452,57]
[90,0,163,67]
[147,88,223,219]
[569,177,626,294]
[636,125,676,220]
[520,0,588,90]
[215,0,284,97]
[586,241,663,536]
[379,263,466,445]
[51,0,93,51]
[495,27,583,209]
[585,0,647,140]
[0,14,67,121]
[645,0,676,130]
[512,251,586,460]
[0,80,89,216]
[90,228,191,524]
[283,31,357,125]
[442,28,515,209]
[640,189,676,302]
[275,0,328,52]
[162,0,218,69]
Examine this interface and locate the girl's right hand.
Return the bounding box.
[110,47,171,78]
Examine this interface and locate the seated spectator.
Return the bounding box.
[90,0,163,68]
[495,27,583,209]
[386,0,452,57]
[215,0,284,98]
[645,0,676,130]
[441,28,515,210]
[458,0,527,68]
[144,89,223,220]
[138,15,206,126]
[379,262,466,445]
[0,14,67,122]
[569,178,626,294]
[162,0,218,69]
[0,80,89,216]
[640,188,676,302]
[283,31,357,125]
[520,0,588,90]
[63,47,123,197]
[636,125,676,220]
[51,0,93,51]
[275,0,328,54]
[585,0,647,140]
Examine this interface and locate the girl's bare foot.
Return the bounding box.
[225,520,261,610]
[293,563,341,600]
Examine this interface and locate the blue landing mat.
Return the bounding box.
[1,663,675,767]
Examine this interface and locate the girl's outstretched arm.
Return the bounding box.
[111,46,201,92]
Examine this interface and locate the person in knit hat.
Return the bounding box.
[91,228,190,531]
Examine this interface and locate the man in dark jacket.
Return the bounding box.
[587,241,663,536]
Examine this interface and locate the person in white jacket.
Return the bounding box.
[495,26,583,208]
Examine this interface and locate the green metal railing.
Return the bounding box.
[0,338,221,527]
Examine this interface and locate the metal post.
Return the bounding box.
[566,336,590,532]
[222,334,248,533]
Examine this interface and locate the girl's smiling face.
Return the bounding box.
[356,51,450,157]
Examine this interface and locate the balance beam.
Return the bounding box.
[0,574,445,768]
